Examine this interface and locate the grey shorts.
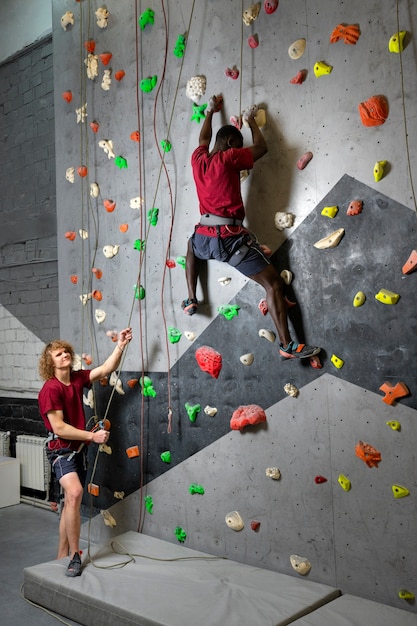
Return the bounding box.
[47,447,88,487]
[191,230,270,277]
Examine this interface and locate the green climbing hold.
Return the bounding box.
[218,304,240,320]
[140,375,157,397]
[185,402,201,422]
[173,34,186,58]
[134,239,146,251]
[191,103,207,123]
[133,284,145,300]
[161,140,172,153]
[115,155,128,169]
[168,327,182,343]
[189,483,205,495]
[160,451,171,463]
[175,526,187,543]
[144,494,153,514]
[138,8,155,30]
[148,207,159,226]
[176,256,186,269]
[140,76,158,93]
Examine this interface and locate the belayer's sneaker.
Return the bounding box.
[66,552,82,577]
[181,298,198,315]
[279,341,321,359]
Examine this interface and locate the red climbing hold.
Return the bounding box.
[230,404,267,431]
[130,130,140,142]
[65,231,76,241]
[264,0,278,14]
[115,70,125,81]
[166,259,176,268]
[290,70,307,85]
[225,67,240,80]
[251,520,261,531]
[314,475,327,484]
[70,275,78,284]
[248,34,259,49]
[258,298,268,315]
[90,121,100,133]
[84,40,96,53]
[78,166,88,177]
[62,91,72,102]
[195,346,222,379]
[297,151,313,170]
[103,199,116,212]
[99,53,112,66]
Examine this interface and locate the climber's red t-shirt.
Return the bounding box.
[38,369,91,451]
[191,145,254,236]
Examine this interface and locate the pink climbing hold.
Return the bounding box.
[195,346,223,379]
[230,404,267,431]
[290,70,307,85]
[297,151,313,170]
[258,298,268,315]
[264,0,278,14]
[346,200,363,216]
[248,34,259,49]
[225,66,240,80]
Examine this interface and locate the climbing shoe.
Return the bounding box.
[279,341,321,359]
[181,298,198,315]
[66,552,82,577]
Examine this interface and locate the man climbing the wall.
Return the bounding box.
[38,327,133,577]
[182,94,320,360]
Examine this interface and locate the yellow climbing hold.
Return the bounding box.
[321,206,338,218]
[386,420,401,431]
[375,289,400,305]
[374,160,387,182]
[388,30,406,53]
[331,354,344,369]
[314,61,333,77]
[398,590,415,600]
[338,474,351,491]
[353,291,365,307]
[392,484,410,499]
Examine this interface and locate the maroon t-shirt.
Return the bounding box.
[38,369,92,451]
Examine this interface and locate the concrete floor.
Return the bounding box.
[0,503,85,626]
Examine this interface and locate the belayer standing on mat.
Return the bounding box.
[38,327,133,577]
[182,94,320,359]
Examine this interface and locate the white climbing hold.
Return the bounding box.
[218,276,232,286]
[130,196,144,209]
[284,383,299,397]
[225,511,244,531]
[280,269,293,285]
[99,443,112,455]
[61,11,74,31]
[204,405,218,416]
[259,328,276,343]
[79,293,91,306]
[290,554,312,575]
[90,182,100,197]
[240,353,254,366]
[288,38,306,60]
[101,68,112,90]
[109,371,125,395]
[114,491,125,499]
[243,3,261,26]
[103,244,120,258]
[314,228,345,249]
[75,103,87,124]
[95,7,109,28]
[99,139,115,159]
[79,229,88,239]
[95,309,106,324]
[185,76,206,103]
[275,211,295,231]
[101,509,117,527]
[66,167,75,183]
[83,389,94,409]
[184,331,196,341]
[266,467,281,480]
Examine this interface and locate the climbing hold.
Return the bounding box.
[103,244,119,258]
[109,372,124,395]
[130,196,143,209]
[195,346,222,378]
[185,402,201,423]
[173,34,186,58]
[161,139,171,152]
[374,160,387,182]
[148,208,159,226]
[225,66,239,80]
[82,353,93,366]
[218,276,232,286]
[402,249,417,275]
[167,327,181,344]
[175,526,187,542]
[251,520,261,531]
[115,155,128,169]
[92,290,102,302]
[204,405,218,416]
[240,353,254,366]
[85,53,99,80]
[248,34,259,48]
[160,451,171,463]
[90,182,99,197]
[218,304,240,320]
[353,291,366,307]
[288,39,306,60]
[314,475,327,484]
[186,75,207,103]
[133,284,145,300]
[140,76,158,93]
[127,379,139,388]
[398,590,415,600]
[92,268,103,279]
[389,31,406,53]
[309,355,323,369]
[144,495,153,514]
[99,443,111,455]
[347,200,363,216]
[284,383,299,397]
[114,491,125,500]
[290,555,312,576]
[274,211,295,230]
[133,239,146,251]
[139,8,155,30]
[230,404,267,430]
[375,289,400,305]
[189,484,205,495]
[191,103,207,123]
[62,91,72,103]
[99,139,115,159]
[90,121,99,133]
[392,485,410,499]
[314,61,333,77]
[65,167,75,183]
[331,354,344,369]
[61,11,74,31]
[243,3,261,25]
[330,24,361,45]
[225,511,244,531]
[103,199,116,212]
[99,52,112,66]
[355,440,381,468]
[259,328,276,343]
[321,206,339,218]
[338,474,351,491]
[264,0,278,14]
[140,376,157,398]
[297,151,313,170]
[265,467,281,480]
[79,229,88,240]
[314,228,345,249]
[258,298,268,315]
[386,420,401,431]
[75,103,87,124]
[77,165,88,178]
[166,259,175,268]
[70,275,78,284]
[184,331,196,341]
[101,509,116,527]
[95,7,109,28]
[95,309,106,324]
[359,95,389,127]
[79,294,91,306]
[126,446,140,458]
[176,256,186,268]
[119,224,129,233]
[290,69,307,85]
[379,381,409,405]
[114,70,125,81]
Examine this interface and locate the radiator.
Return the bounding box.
[15,435,49,492]
[0,431,11,456]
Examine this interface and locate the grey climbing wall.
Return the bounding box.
[52,0,417,613]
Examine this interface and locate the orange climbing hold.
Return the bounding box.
[90,121,100,133]
[346,200,363,216]
[230,404,267,431]
[355,440,381,468]
[65,231,76,241]
[126,446,140,458]
[119,223,129,233]
[115,70,125,81]
[78,165,88,177]
[92,268,103,279]
[103,199,116,212]
[70,275,78,284]
[99,52,112,65]
[62,91,72,102]
[130,131,140,142]
[195,346,223,379]
[92,290,102,301]
[402,249,417,275]
[127,378,139,388]
[88,483,100,496]
[84,40,96,53]
[358,95,389,127]
[379,381,410,405]
[290,69,307,85]
[330,24,360,45]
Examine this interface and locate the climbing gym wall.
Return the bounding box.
[52,0,417,612]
